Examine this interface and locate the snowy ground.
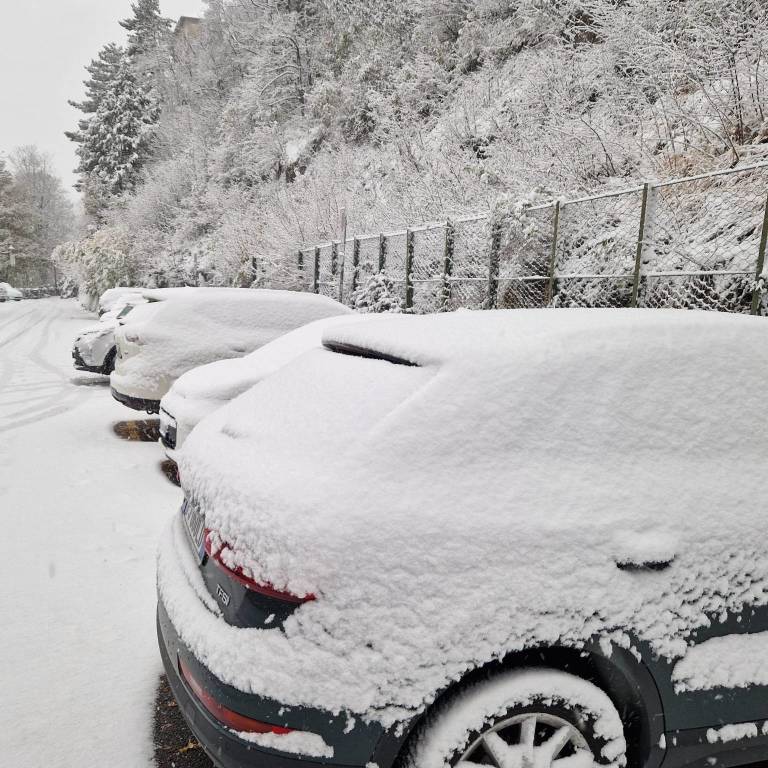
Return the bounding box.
[0,298,181,767]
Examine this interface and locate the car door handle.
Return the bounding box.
[615,558,674,572]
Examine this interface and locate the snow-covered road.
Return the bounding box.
[0,298,182,766]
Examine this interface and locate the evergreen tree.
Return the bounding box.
[66,43,124,117]
[119,0,172,64]
[65,43,125,191]
[74,53,160,214]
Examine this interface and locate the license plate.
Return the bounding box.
[181,498,206,563]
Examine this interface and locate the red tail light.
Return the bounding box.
[179,656,292,735]
[204,530,315,604]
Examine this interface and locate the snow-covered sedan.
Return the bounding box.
[111,288,350,414]
[158,308,768,768]
[158,313,361,459]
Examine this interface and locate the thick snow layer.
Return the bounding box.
[112,288,349,401]
[167,308,768,727]
[162,313,361,454]
[672,632,768,692]
[0,299,181,767]
[405,669,625,768]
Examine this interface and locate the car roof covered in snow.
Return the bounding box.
[321,306,737,366]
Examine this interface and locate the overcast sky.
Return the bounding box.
[0,0,206,198]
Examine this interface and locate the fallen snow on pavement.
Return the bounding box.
[0,299,181,768]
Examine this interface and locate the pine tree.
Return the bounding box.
[66,43,124,117]
[119,0,172,63]
[74,53,160,213]
[65,43,125,192]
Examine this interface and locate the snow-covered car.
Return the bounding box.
[111,288,351,415]
[158,308,768,768]
[0,282,23,301]
[71,293,146,375]
[97,286,143,316]
[158,313,361,459]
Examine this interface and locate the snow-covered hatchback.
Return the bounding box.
[158,309,768,768]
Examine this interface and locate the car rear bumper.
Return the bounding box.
[156,599,391,768]
[110,386,160,414]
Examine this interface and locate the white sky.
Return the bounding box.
[0,0,206,198]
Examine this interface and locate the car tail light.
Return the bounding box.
[204,530,315,604]
[178,656,292,734]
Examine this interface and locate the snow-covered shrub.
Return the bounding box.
[56,226,138,300]
[352,272,404,313]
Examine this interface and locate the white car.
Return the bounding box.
[158,314,366,460]
[111,288,351,414]
[97,286,143,315]
[0,282,23,301]
[72,293,146,375]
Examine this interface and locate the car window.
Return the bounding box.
[117,305,135,319]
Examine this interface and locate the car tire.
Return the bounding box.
[101,347,117,376]
[401,668,626,768]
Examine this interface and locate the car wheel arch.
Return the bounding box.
[386,643,666,768]
[101,346,117,375]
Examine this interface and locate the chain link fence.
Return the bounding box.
[292,162,768,316]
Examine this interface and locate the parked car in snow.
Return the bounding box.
[112,288,351,415]
[158,313,361,460]
[157,308,768,768]
[97,286,143,316]
[72,293,146,375]
[0,282,23,301]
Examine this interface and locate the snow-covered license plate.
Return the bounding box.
[181,498,206,563]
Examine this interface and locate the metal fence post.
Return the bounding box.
[331,241,338,276]
[751,193,768,315]
[312,246,320,294]
[378,233,386,273]
[487,216,502,309]
[442,220,454,310]
[405,228,414,310]
[546,200,561,305]
[631,182,653,307]
[351,237,360,295]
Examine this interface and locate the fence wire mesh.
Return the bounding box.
[294,163,768,316]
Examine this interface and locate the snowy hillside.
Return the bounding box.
[58,0,768,297]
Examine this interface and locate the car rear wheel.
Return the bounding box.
[402,668,626,768]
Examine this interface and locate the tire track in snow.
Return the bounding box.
[0,301,93,432]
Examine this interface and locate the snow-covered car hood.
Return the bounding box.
[112,288,350,402]
[164,308,768,727]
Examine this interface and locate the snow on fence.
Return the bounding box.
[292,162,768,315]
